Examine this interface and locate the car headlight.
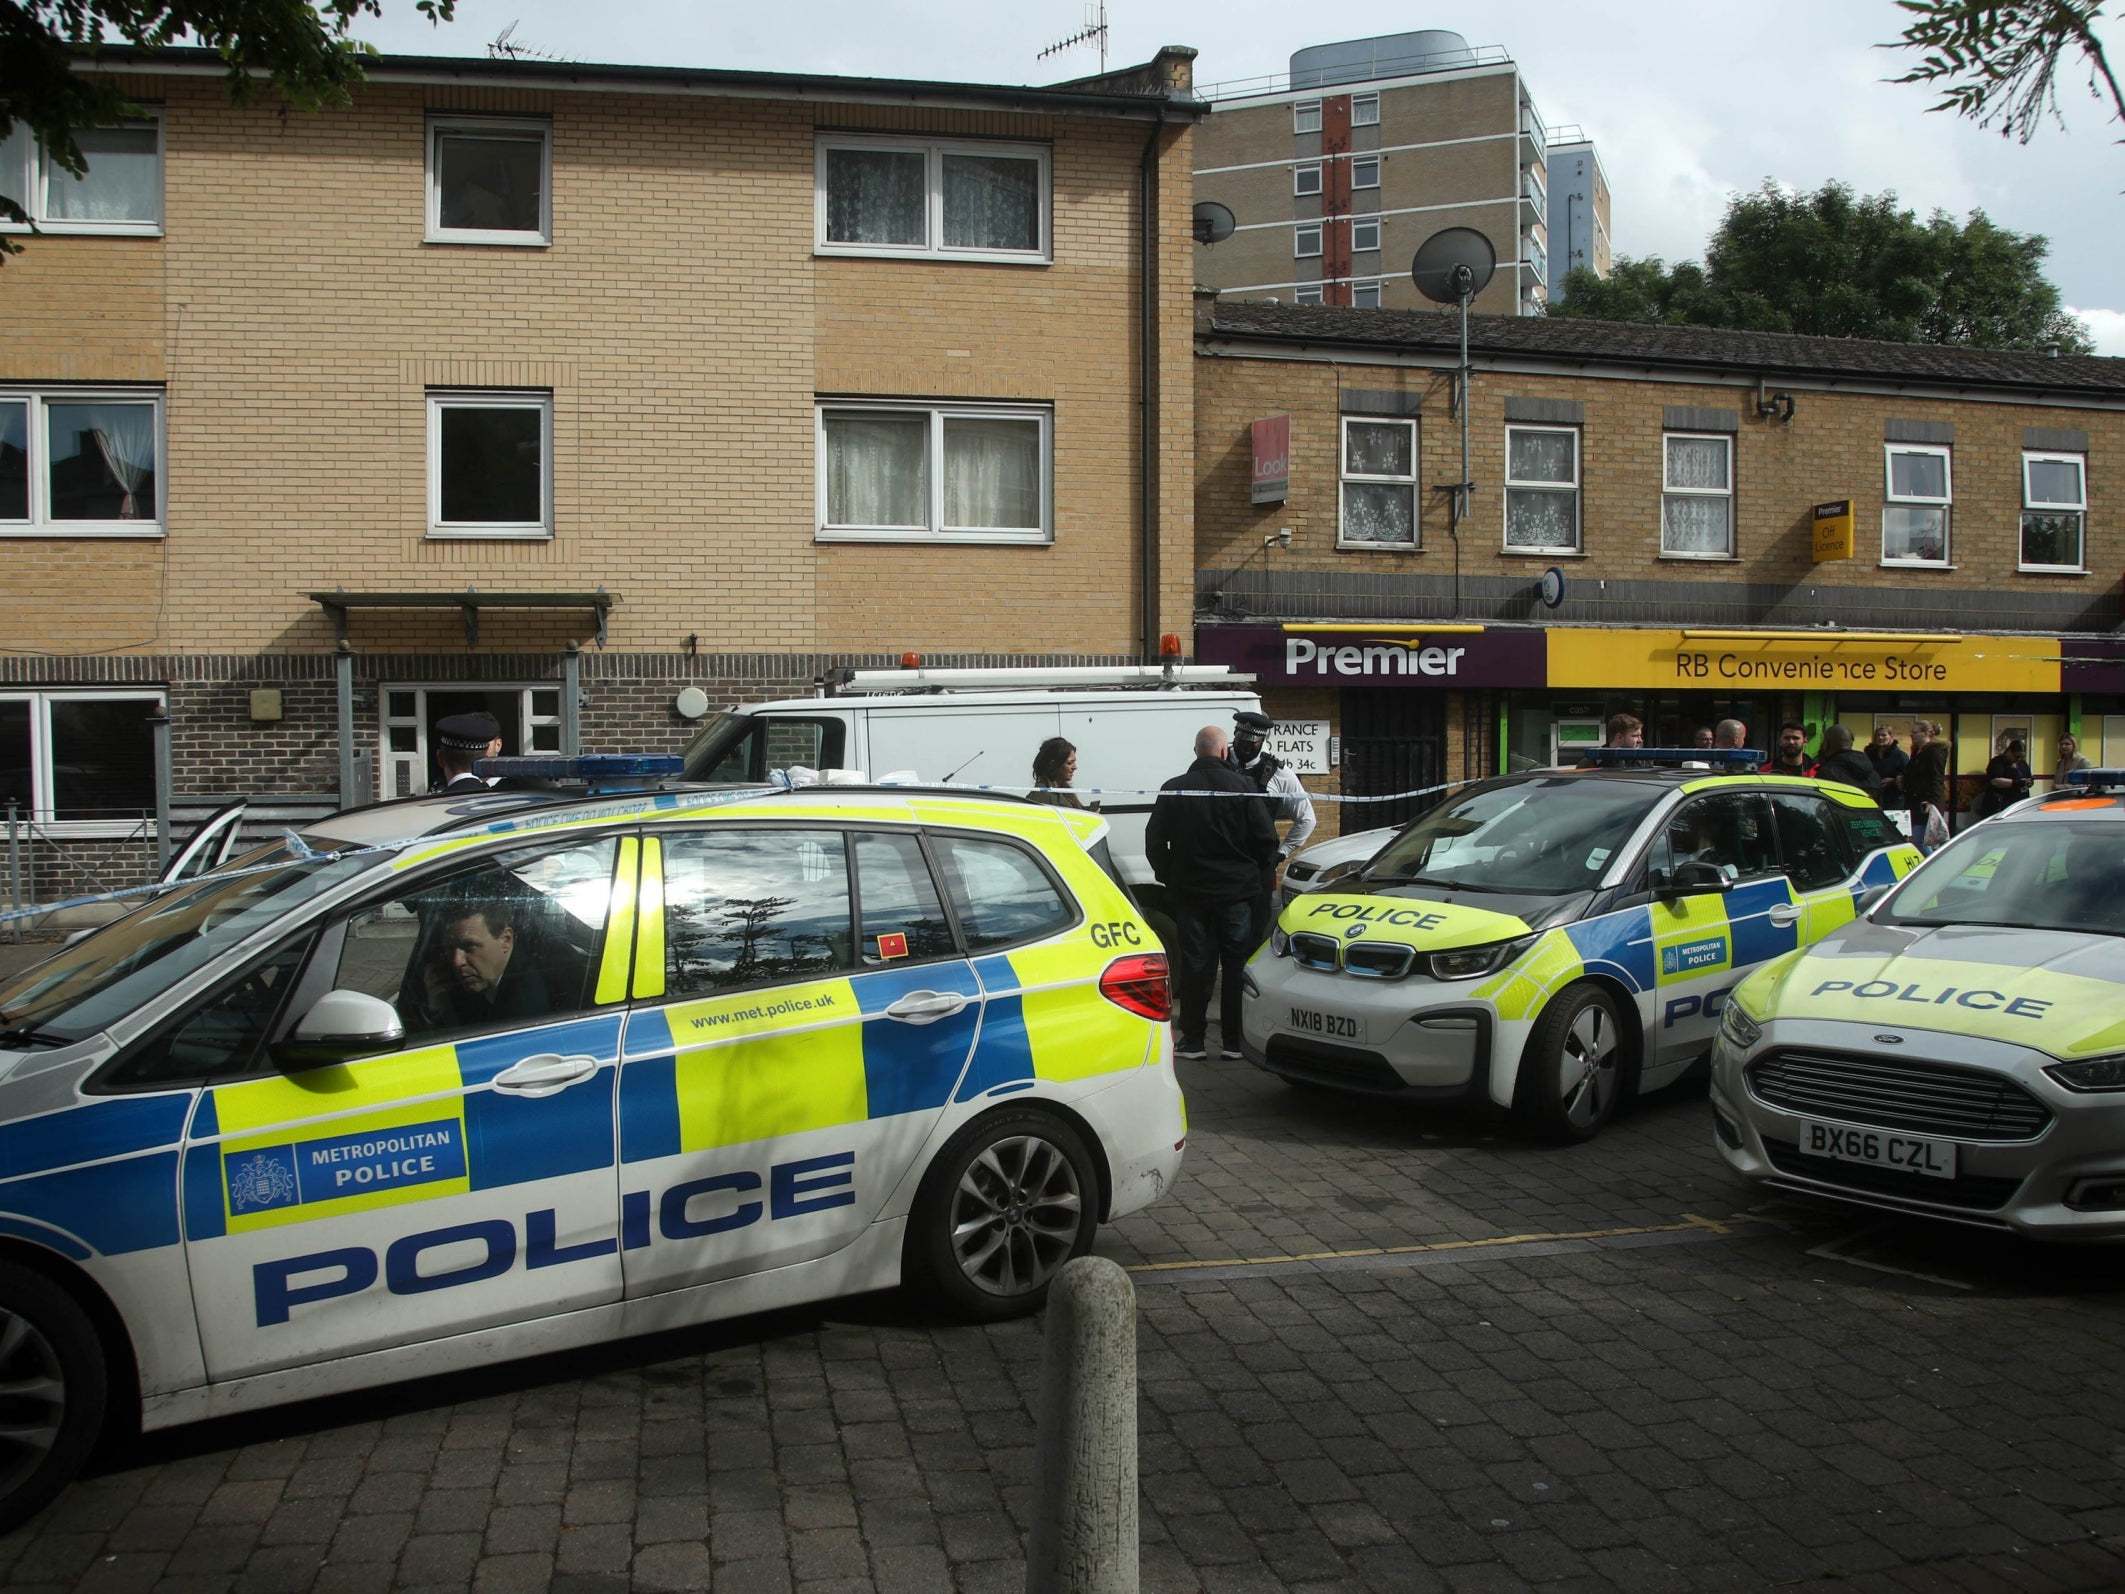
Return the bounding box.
[1426,935,1538,981]
[1718,1001,1763,1051]
[1269,928,1289,958]
[1312,858,1367,890]
[2046,1055,2125,1093]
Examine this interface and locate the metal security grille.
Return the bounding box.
[1340,690,1445,830]
[1747,1050,2052,1142]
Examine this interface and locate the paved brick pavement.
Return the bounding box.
[5,1027,2125,1592]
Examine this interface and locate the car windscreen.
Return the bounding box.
[1883,819,2125,936]
[1361,778,1666,897]
[0,846,374,1046]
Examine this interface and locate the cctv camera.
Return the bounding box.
[1277,527,1293,547]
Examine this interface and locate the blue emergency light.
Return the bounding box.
[2062,768,2125,791]
[476,753,686,790]
[1576,747,1763,768]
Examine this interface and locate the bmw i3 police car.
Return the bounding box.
[1714,769,2125,1237]
[0,776,1183,1526]
[1240,752,1920,1141]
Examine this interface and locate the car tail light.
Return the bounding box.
[1099,954,1171,1022]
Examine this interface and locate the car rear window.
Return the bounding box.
[931,833,1074,951]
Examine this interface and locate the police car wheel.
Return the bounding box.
[910,1111,1098,1322]
[1519,983,1626,1143]
[0,1263,108,1534]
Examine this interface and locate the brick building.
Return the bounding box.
[0,44,1202,890]
[1194,300,2125,840]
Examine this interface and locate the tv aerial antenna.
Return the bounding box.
[1411,226,1497,619]
[487,20,572,62]
[1038,1,1110,76]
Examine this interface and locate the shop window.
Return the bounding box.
[1883,443,1951,565]
[1338,417,1417,548]
[1504,425,1579,552]
[0,690,164,834]
[2020,451,2085,571]
[1661,433,1732,558]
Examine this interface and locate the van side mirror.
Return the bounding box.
[272,989,404,1071]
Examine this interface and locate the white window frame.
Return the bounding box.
[2019,450,2087,572]
[815,399,1052,545]
[1503,424,1580,554]
[1882,443,1952,567]
[424,114,552,247]
[1294,224,1322,259]
[379,683,560,800]
[1338,415,1419,551]
[1351,280,1382,309]
[426,390,554,541]
[1660,431,1734,559]
[0,688,167,837]
[0,112,163,236]
[1351,155,1381,189]
[0,386,165,538]
[1293,162,1322,197]
[1351,218,1381,253]
[1292,286,1324,306]
[1351,93,1381,126]
[1293,101,1322,134]
[813,134,1051,265]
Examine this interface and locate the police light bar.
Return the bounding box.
[2062,768,2125,791]
[1578,747,1764,767]
[478,754,685,783]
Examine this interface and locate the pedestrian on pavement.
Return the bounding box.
[1713,718,1748,751]
[1692,725,1716,750]
[1976,738,2032,819]
[1027,736,1085,808]
[1227,709,1316,947]
[1577,711,1643,765]
[1904,720,1952,837]
[1763,721,1813,776]
[1146,725,1278,1062]
[1813,724,1881,796]
[433,710,503,793]
[2057,733,2091,782]
[1867,724,1909,803]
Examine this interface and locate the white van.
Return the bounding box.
[678,665,1261,928]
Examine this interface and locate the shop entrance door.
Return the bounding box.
[1341,692,1445,830]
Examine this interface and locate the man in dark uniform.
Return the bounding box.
[403,895,553,1034]
[1226,709,1315,947]
[433,710,503,793]
[1147,725,1278,1061]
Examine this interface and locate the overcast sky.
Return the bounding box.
[356,0,2125,351]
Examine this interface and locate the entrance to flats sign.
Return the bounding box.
[1195,625,1547,688]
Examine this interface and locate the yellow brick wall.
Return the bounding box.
[2,73,1193,660]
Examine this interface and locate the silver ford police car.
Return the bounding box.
[0,776,1184,1526]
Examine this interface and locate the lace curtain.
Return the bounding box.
[942,155,1038,251]
[825,413,927,527]
[1662,437,1730,554]
[45,126,158,223]
[943,418,1041,529]
[825,150,926,246]
[1506,430,1576,548]
[50,401,155,520]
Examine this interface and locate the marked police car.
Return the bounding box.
[1713,769,2125,1237]
[0,774,1184,1526]
[1240,752,1921,1141]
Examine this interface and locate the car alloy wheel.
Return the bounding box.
[1560,1003,1618,1131]
[0,1307,66,1501]
[950,1134,1084,1298]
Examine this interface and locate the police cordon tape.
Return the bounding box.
[0,770,1475,928]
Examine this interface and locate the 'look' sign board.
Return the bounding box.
[1251,415,1290,504]
[1265,720,1330,775]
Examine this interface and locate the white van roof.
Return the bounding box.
[736,687,1260,715]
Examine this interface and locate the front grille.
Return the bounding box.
[1263,1034,1407,1092]
[1747,1049,2052,1142]
[1289,933,1341,971]
[1344,941,1415,978]
[1763,1137,2025,1211]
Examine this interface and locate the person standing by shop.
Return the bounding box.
[1227,709,1316,947]
[1763,722,1813,776]
[1904,721,1952,843]
[1867,724,1908,805]
[1146,726,1278,1061]
[1813,725,1881,796]
[1027,737,1084,808]
[1976,738,2033,819]
[2058,733,2092,783]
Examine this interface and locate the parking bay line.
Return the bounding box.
[1124,1214,1746,1284]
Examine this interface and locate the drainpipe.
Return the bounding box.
[1139,116,1164,663]
[335,642,356,809]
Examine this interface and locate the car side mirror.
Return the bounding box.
[1856,883,1891,916]
[272,989,404,1071]
[1656,860,1730,898]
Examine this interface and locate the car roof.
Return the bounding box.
[2008,790,2125,822]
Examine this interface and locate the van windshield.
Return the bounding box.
[681,712,759,781]
[681,712,849,782]
[1363,778,1664,897]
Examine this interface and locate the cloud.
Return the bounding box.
[2068,308,2125,357]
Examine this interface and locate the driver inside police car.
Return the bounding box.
[406,894,552,1032]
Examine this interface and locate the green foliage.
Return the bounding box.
[1551,180,2094,354]
[1886,0,2122,144]
[0,0,455,244]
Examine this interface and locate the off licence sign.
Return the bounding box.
[1812,498,1855,563]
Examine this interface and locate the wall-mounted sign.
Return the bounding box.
[1265,720,1330,774]
[1811,499,1855,563]
[1250,415,1290,504]
[1195,624,1547,689]
[1548,628,2056,695]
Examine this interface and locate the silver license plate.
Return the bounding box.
[1286,1005,1365,1043]
[1800,1120,1957,1180]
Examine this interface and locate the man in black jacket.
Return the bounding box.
[1147,726,1279,1061]
[1813,724,1881,796]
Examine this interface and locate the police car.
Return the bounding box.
[0,774,1184,1526]
[1713,769,2125,1237]
[1240,752,1921,1141]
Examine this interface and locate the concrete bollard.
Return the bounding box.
[1026,1256,1139,1594]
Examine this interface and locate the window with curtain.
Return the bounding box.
[0,389,161,534]
[1661,433,1732,557]
[1293,101,1322,133]
[817,137,1048,261]
[2020,452,2084,571]
[428,392,550,537]
[1883,444,1951,564]
[428,118,550,243]
[1352,93,1381,126]
[3,119,160,231]
[1339,417,1417,548]
[818,403,1050,542]
[1505,425,1579,552]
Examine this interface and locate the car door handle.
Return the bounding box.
[1767,903,1803,927]
[491,1054,600,1097]
[883,991,969,1025]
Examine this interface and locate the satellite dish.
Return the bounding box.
[1411,227,1497,304]
[1539,566,1567,610]
[1192,200,1236,245]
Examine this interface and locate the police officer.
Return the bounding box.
[433,710,503,793]
[1227,709,1316,946]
